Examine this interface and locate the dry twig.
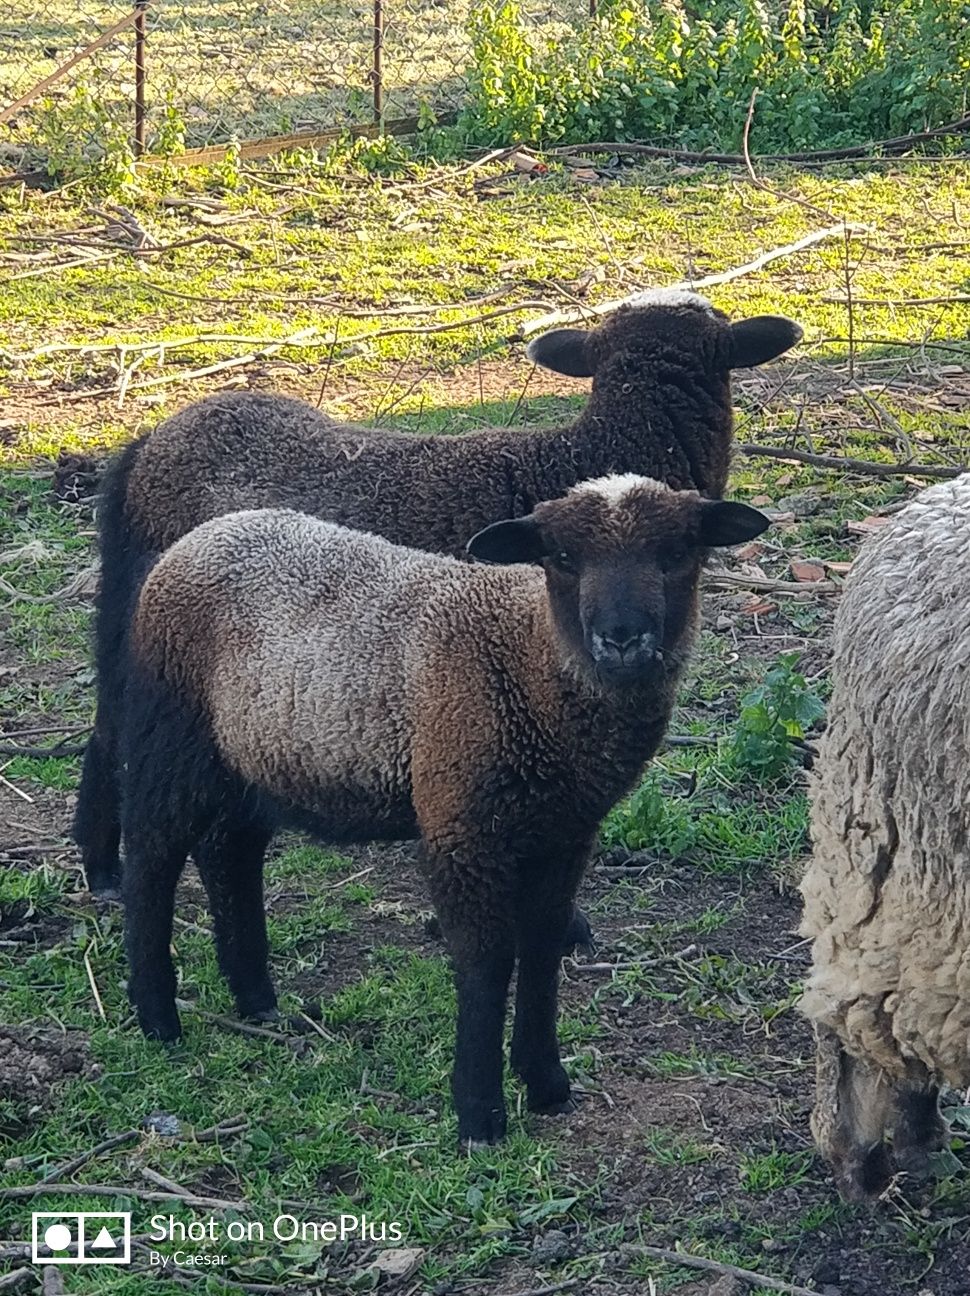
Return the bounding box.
[624,1243,824,1296]
[736,442,964,479]
[520,225,867,335]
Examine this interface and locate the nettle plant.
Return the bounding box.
[727,652,825,781]
[462,0,970,151]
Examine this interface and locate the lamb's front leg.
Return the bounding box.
[510,887,577,1114]
[429,861,516,1147]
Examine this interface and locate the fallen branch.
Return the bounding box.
[0,742,87,758]
[504,1282,580,1296]
[550,111,970,166]
[36,1131,139,1186]
[0,722,91,739]
[824,293,970,306]
[520,224,867,335]
[3,842,71,857]
[0,1182,245,1210]
[569,944,698,975]
[40,301,556,404]
[0,772,33,803]
[0,1180,327,1219]
[704,571,840,595]
[742,88,835,223]
[736,442,965,479]
[624,1243,824,1296]
[191,1115,250,1142]
[175,1001,307,1049]
[0,564,98,605]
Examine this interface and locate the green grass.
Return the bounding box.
[6,162,970,458]
[739,1146,815,1195]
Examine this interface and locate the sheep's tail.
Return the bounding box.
[91,434,157,685]
[73,433,156,893]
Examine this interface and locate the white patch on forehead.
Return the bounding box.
[569,473,672,508]
[623,288,715,315]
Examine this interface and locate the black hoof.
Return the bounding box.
[525,1063,572,1113]
[562,907,595,956]
[138,1009,183,1043]
[234,982,278,1021]
[530,1093,578,1116]
[834,1140,893,1202]
[458,1102,507,1147]
[87,873,123,902]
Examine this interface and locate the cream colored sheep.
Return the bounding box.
[800,474,970,1200]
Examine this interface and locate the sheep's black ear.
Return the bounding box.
[699,500,770,547]
[466,517,547,565]
[525,328,595,378]
[729,316,803,368]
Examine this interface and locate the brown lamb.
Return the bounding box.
[120,474,769,1145]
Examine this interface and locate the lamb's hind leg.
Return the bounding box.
[120,667,230,1041]
[73,716,123,898]
[193,813,277,1022]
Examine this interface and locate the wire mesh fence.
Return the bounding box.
[1,0,590,173]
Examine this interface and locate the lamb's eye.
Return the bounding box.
[550,550,577,574]
[661,544,690,570]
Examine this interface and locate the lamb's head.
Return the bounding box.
[526,290,802,382]
[467,473,768,688]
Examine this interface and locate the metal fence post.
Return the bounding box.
[589,0,597,14]
[134,0,149,154]
[373,0,384,124]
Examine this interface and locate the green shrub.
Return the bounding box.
[726,652,824,781]
[461,0,970,151]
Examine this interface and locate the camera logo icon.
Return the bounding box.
[31,1212,131,1265]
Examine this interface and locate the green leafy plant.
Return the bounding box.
[600,767,696,855]
[727,653,824,781]
[30,79,135,190]
[154,83,187,158]
[217,136,243,190]
[461,0,970,151]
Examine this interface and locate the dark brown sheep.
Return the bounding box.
[75,290,801,896]
[120,474,769,1144]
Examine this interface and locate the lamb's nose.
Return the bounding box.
[601,630,643,654]
[593,630,658,661]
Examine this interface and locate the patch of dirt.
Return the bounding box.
[0,1026,95,1137]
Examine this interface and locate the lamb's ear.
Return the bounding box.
[466,517,547,565]
[525,328,595,378]
[729,316,803,368]
[698,500,770,547]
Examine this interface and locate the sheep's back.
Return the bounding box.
[801,477,970,1082]
[131,509,458,825]
[123,392,554,559]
